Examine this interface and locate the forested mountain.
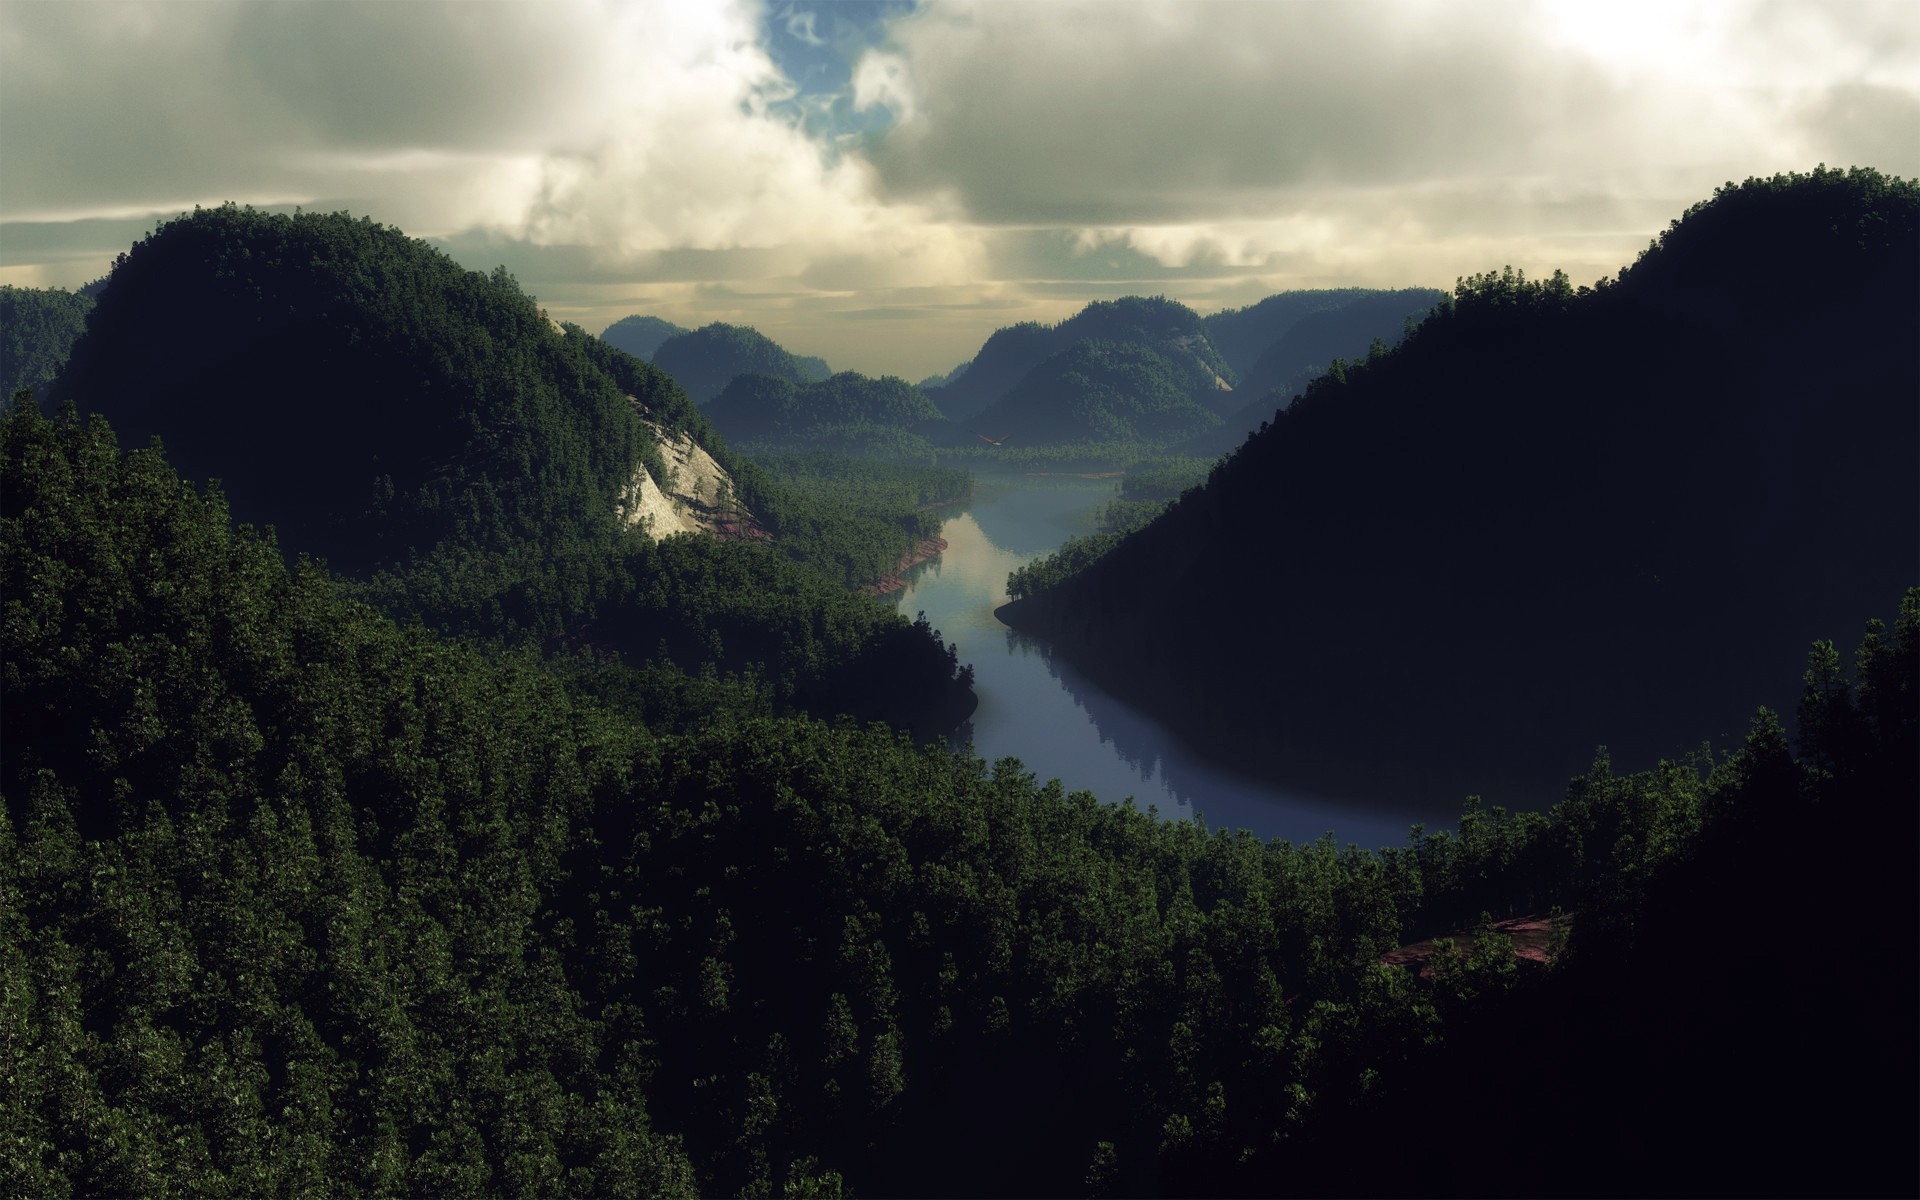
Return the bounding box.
[706,370,946,449]
[43,205,971,727]
[928,295,1233,424]
[969,339,1226,445]
[598,313,689,360]
[1,285,93,402]
[6,399,1911,1196]
[1002,167,1920,803]
[651,322,826,404]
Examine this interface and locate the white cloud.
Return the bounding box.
[855,0,1919,253]
[2,0,1911,377]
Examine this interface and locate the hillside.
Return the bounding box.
[1178,288,1446,456]
[1202,287,1400,377]
[705,370,947,449]
[1001,167,1920,802]
[6,398,1911,1196]
[969,339,1226,444]
[598,313,689,360]
[2,285,94,402]
[651,322,824,403]
[928,295,1234,424]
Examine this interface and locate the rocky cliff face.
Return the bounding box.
[618,419,752,539]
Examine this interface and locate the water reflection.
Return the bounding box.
[893,473,1458,847]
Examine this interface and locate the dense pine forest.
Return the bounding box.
[5,400,1914,1195]
[2,168,1916,1198]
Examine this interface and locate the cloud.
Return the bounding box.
[853,0,1919,230]
[1,1,974,264]
[2,0,1911,377]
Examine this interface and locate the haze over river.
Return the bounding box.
[890,473,1466,847]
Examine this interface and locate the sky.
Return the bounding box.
[3,0,1916,379]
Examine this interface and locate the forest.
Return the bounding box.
[2,167,1915,1198]
[5,400,1912,1195]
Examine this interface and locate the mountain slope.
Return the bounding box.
[1001,167,1920,802]
[599,313,690,360]
[652,322,821,404]
[930,295,1232,424]
[706,370,946,447]
[1203,287,1389,377]
[2,285,94,402]
[968,339,1224,444]
[52,205,657,572]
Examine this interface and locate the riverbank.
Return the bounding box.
[861,535,950,596]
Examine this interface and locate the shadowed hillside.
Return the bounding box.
[1002,167,1920,804]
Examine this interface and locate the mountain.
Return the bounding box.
[2,285,94,402]
[929,295,1233,424]
[705,370,946,449]
[1232,287,1444,402]
[599,313,690,359]
[51,207,658,572]
[45,205,971,726]
[1202,287,1381,377]
[968,339,1225,444]
[1001,167,1920,803]
[916,360,970,390]
[651,322,824,403]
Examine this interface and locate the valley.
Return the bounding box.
[2,162,1913,1198]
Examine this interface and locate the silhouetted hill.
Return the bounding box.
[51,206,661,572]
[652,322,822,403]
[932,295,1233,424]
[599,313,689,359]
[1002,167,1920,804]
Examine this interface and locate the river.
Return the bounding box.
[889,473,1464,847]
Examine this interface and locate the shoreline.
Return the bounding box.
[861,535,950,596]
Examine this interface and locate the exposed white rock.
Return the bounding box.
[617,418,752,540]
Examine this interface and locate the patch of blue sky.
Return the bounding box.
[754,1,916,149]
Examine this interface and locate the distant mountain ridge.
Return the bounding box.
[652,321,830,404]
[928,295,1232,426]
[599,313,690,360]
[969,339,1227,444]
[707,370,945,449]
[1202,288,1387,376]
[1181,288,1445,455]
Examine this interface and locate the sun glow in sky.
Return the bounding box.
[3,0,1915,377]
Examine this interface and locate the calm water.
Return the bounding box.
[891,474,1461,847]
